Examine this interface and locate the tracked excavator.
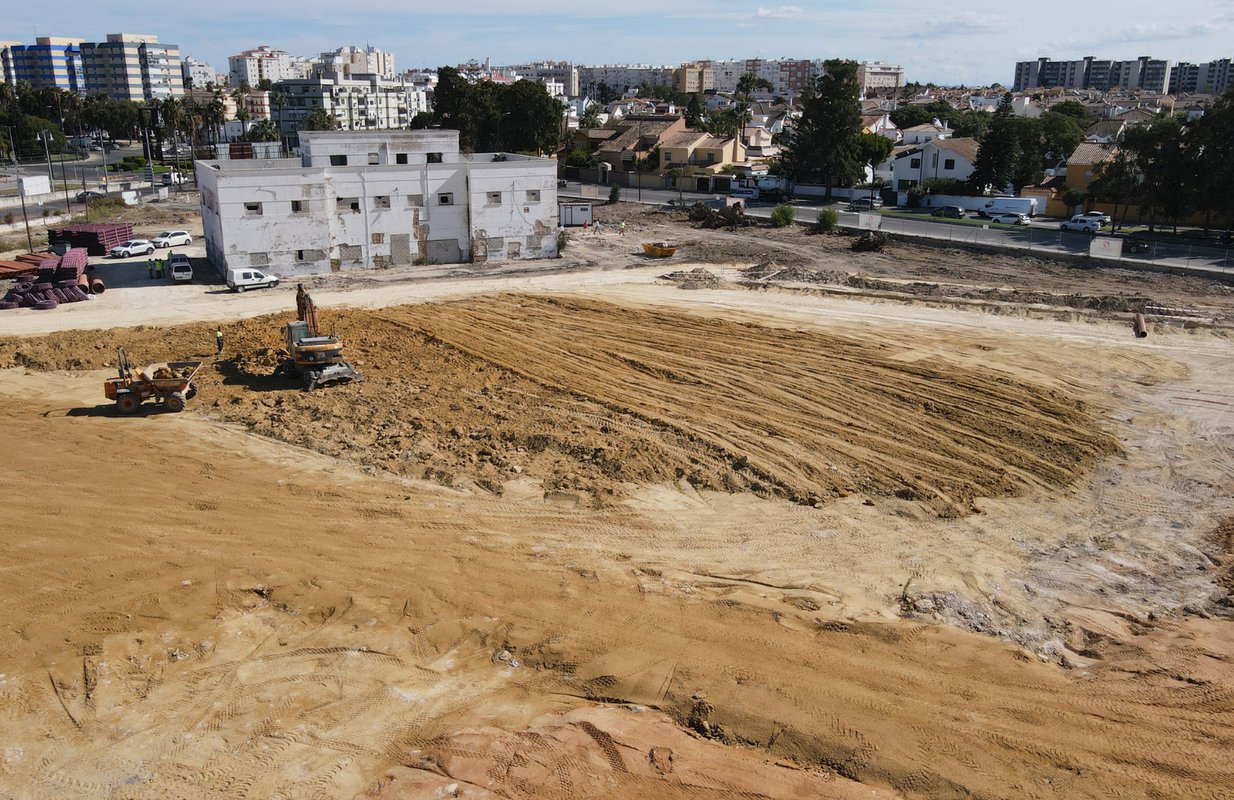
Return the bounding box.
[276,285,362,390]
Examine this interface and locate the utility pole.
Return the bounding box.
[7,127,34,252]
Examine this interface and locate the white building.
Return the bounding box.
[505,61,579,96]
[889,137,979,190]
[181,56,218,90]
[317,45,396,80]
[578,64,674,95]
[196,130,559,276]
[274,75,410,136]
[229,45,294,87]
[80,33,183,101]
[858,61,905,94]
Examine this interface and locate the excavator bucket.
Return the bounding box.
[303,361,362,391]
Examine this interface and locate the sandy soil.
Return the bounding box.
[1,204,1233,798]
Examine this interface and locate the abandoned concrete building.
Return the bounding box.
[196,130,559,275]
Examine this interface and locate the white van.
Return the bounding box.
[729,187,760,201]
[168,254,193,282]
[226,268,279,292]
[979,197,1037,218]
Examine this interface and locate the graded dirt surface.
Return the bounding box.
[2,206,1234,798]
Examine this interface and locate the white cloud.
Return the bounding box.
[755,6,804,19]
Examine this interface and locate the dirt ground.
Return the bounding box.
[1,204,1233,798]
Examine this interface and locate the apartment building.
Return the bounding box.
[317,46,396,80]
[229,46,295,87]
[578,64,674,95]
[181,56,218,90]
[858,61,905,93]
[673,62,715,94]
[3,37,85,91]
[196,130,558,275]
[273,75,410,137]
[1169,59,1233,94]
[704,59,820,96]
[504,61,579,96]
[1013,56,1171,93]
[80,34,183,101]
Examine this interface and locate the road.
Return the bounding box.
[0,143,159,220]
[559,181,1234,277]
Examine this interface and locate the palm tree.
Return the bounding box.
[246,118,280,143]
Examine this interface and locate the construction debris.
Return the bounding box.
[688,201,753,229]
[852,231,889,252]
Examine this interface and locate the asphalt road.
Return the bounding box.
[559,181,1234,277]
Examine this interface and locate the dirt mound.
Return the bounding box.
[742,262,847,284]
[0,296,1118,515]
[659,267,723,289]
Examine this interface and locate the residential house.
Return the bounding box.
[196,129,558,275]
[861,112,901,142]
[890,137,979,190]
[1064,142,1114,193]
[901,120,953,145]
[593,115,686,173]
[660,130,746,190]
[1085,120,1126,144]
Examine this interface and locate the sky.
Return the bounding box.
[8,0,1234,87]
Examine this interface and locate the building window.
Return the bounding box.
[396,153,408,165]
[290,200,304,214]
[329,154,347,166]
[373,195,390,209]
[427,152,443,164]
[910,157,921,168]
[438,192,453,205]
[407,194,423,207]
[244,202,262,216]
[337,196,360,212]
[295,249,307,261]
[368,152,379,165]
[525,190,540,203]
[486,191,502,205]
[371,232,384,244]
[250,252,269,266]
[944,158,956,170]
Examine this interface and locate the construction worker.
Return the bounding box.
[215,326,224,356]
[154,257,163,280]
[619,221,627,236]
[146,257,154,279]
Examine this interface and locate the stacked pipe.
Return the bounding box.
[48,223,134,256]
[1,279,92,310]
[1,248,98,310]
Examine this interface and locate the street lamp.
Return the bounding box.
[37,130,75,219]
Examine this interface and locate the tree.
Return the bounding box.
[246,118,280,142]
[580,103,602,129]
[969,93,1019,193]
[856,132,894,168]
[1123,116,1192,232]
[736,72,773,99]
[1048,100,1093,125]
[300,106,336,132]
[594,82,620,104]
[1189,85,1234,231]
[409,111,434,129]
[497,79,562,154]
[685,95,703,128]
[783,59,864,199]
[257,78,273,91]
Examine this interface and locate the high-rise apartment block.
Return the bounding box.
[1013,56,1172,93]
[578,65,674,95]
[2,37,85,91]
[317,46,396,80]
[229,46,296,87]
[1169,59,1233,94]
[673,62,714,94]
[181,56,218,90]
[80,34,183,101]
[503,61,580,97]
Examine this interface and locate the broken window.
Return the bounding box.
[250,252,269,266]
[395,153,408,165]
[371,232,384,244]
[290,200,304,214]
[337,196,360,212]
[486,191,502,205]
[407,194,423,207]
[339,244,362,261]
[525,190,540,203]
[438,192,453,206]
[329,154,347,166]
[373,195,390,209]
[368,152,379,165]
[244,202,262,216]
[426,152,443,164]
[295,249,307,261]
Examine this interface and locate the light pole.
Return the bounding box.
[7,127,34,252]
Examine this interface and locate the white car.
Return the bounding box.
[110,239,155,258]
[1080,211,1111,226]
[1060,217,1100,233]
[989,212,1029,225]
[152,230,192,248]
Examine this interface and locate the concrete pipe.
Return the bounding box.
[90,278,106,294]
[78,274,91,293]
[1133,313,1148,338]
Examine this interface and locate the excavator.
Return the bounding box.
[275,285,362,390]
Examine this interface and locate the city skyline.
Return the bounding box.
[5,0,1234,87]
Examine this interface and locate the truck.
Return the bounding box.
[162,171,187,186]
[978,197,1037,218]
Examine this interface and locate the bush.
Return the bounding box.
[3,212,12,225]
[906,187,925,208]
[556,229,570,252]
[608,185,621,204]
[816,208,838,234]
[42,208,51,218]
[770,203,795,228]
[852,231,888,252]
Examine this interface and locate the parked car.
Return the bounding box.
[110,239,155,258]
[226,268,280,292]
[168,254,193,282]
[557,178,567,188]
[161,171,187,186]
[931,205,964,218]
[730,187,760,201]
[848,196,884,211]
[1125,235,1153,253]
[989,212,1029,225]
[76,190,105,202]
[1080,211,1111,226]
[1060,217,1100,233]
[152,230,192,248]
